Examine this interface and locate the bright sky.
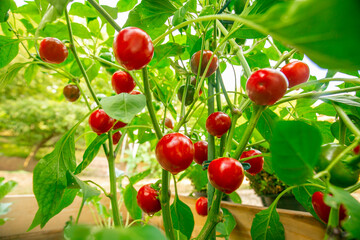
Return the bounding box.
[13,0,354,92]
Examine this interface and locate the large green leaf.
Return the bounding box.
[117,0,138,12]
[256,108,278,142]
[251,201,285,240]
[67,172,100,201]
[69,2,98,18]
[123,184,142,220]
[170,196,194,239]
[270,121,322,185]
[100,93,146,123]
[172,0,196,26]
[0,62,26,88]
[327,185,360,239]
[0,36,20,69]
[124,0,177,38]
[245,0,360,70]
[46,0,70,15]
[320,95,360,108]
[75,134,107,175]
[0,0,10,22]
[31,124,77,228]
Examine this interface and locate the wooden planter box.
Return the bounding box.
[0,194,325,239]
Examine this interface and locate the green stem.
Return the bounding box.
[141,68,175,240]
[224,114,240,156]
[233,104,266,159]
[288,78,360,91]
[333,103,360,137]
[276,86,360,105]
[196,189,223,240]
[65,10,101,106]
[75,201,85,224]
[273,49,297,69]
[345,181,360,193]
[216,20,251,78]
[87,0,121,32]
[84,180,109,197]
[217,68,235,110]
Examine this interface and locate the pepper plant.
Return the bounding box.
[1,0,360,239]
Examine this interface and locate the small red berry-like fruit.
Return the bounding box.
[130,90,142,95]
[311,191,347,224]
[63,84,80,102]
[206,112,231,138]
[89,109,115,135]
[240,149,264,175]
[112,131,122,145]
[194,141,208,165]
[195,197,208,216]
[113,27,154,70]
[280,61,310,88]
[111,71,136,94]
[246,69,288,105]
[39,37,68,64]
[208,157,244,194]
[136,184,161,215]
[190,50,218,77]
[164,117,174,129]
[113,120,127,130]
[353,145,360,155]
[155,133,194,175]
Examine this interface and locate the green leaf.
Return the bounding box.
[0,202,12,216]
[0,179,17,200]
[35,5,58,36]
[0,36,20,69]
[256,108,278,142]
[100,93,146,123]
[0,0,10,22]
[100,5,118,19]
[117,0,138,12]
[24,63,39,85]
[230,26,265,39]
[67,172,100,201]
[0,62,26,88]
[129,169,151,184]
[170,196,194,239]
[123,184,142,220]
[46,0,70,15]
[216,208,236,238]
[69,2,98,18]
[245,51,270,69]
[124,0,177,38]
[327,185,360,239]
[251,202,285,240]
[69,58,100,81]
[320,95,360,108]
[172,0,196,26]
[292,181,324,221]
[270,121,322,185]
[245,0,360,70]
[228,192,242,204]
[151,42,186,67]
[75,134,107,175]
[32,124,78,227]
[185,164,207,192]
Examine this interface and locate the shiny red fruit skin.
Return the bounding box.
[89,109,115,135]
[39,37,68,64]
[63,84,80,102]
[130,90,142,95]
[240,149,264,175]
[195,197,208,216]
[280,61,310,88]
[113,120,127,130]
[112,131,122,145]
[353,145,360,155]
[113,27,154,70]
[111,71,136,94]
[155,133,194,175]
[136,184,161,215]
[208,157,244,194]
[246,69,288,105]
[190,50,218,77]
[206,112,231,138]
[194,141,208,165]
[164,118,174,129]
[311,191,347,224]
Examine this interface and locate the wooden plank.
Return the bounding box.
[0,194,325,239]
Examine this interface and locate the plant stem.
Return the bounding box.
[224,114,240,156]
[233,104,266,159]
[288,78,360,91]
[65,10,101,106]
[196,189,223,240]
[333,103,360,137]
[141,68,175,240]
[87,0,121,32]
[216,20,252,78]
[273,49,297,69]
[217,68,235,110]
